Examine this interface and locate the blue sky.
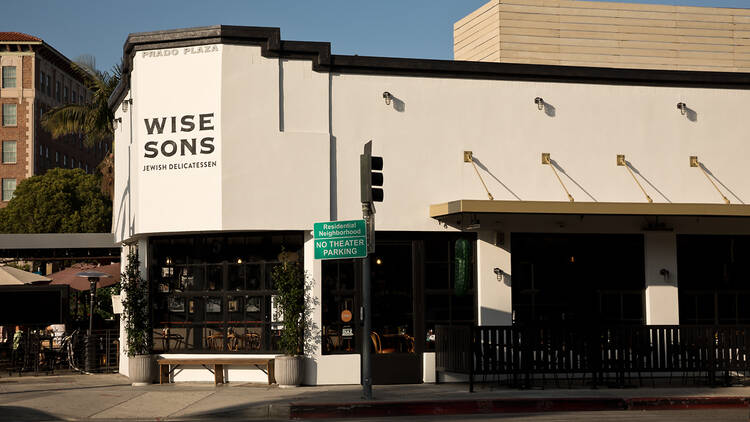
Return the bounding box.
[5,0,750,71]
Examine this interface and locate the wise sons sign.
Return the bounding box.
[141,112,218,172]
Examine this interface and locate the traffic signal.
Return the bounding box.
[360,140,384,203]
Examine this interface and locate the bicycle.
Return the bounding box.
[58,329,86,373]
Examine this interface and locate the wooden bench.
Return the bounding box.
[157,358,275,385]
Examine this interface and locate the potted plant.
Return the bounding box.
[121,247,153,386]
[272,251,310,387]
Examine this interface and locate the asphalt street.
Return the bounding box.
[318,410,749,421]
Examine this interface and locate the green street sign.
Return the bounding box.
[314,220,367,260]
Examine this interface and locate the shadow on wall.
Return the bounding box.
[626,161,672,203]
[549,159,597,202]
[391,95,405,112]
[501,272,512,288]
[700,163,745,204]
[329,135,338,221]
[303,356,318,386]
[479,307,512,326]
[543,102,556,117]
[473,158,522,200]
[685,106,698,122]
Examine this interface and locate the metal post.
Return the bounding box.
[88,278,97,335]
[361,203,373,400]
[85,278,98,373]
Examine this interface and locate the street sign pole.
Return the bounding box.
[359,140,381,401]
[361,203,372,400]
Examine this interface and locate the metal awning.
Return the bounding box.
[430,200,750,218]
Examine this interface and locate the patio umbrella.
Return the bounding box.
[0,265,51,285]
[48,263,120,291]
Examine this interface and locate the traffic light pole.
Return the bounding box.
[361,203,373,400]
[360,140,381,401]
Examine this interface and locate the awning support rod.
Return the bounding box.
[464,151,494,200]
[617,155,652,203]
[542,153,574,202]
[691,156,730,204]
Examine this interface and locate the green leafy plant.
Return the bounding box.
[0,168,111,233]
[40,61,119,199]
[121,247,150,356]
[272,258,313,356]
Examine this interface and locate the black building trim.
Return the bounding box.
[109,24,750,108]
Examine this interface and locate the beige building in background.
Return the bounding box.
[454,0,750,72]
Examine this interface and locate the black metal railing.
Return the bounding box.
[4,328,119,376]
[92,329,120,373]
[436,325,750,391]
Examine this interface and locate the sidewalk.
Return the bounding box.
[0,373,748,421]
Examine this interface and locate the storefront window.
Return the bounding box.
[322,259,358,354]
[511,234,644,325]
[424,236,476,351]
[321,233,476,354]
[150,232,302,353]
[678,235,750,324]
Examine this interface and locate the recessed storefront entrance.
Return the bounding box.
[511,233,645,325]
[370,242,420,384]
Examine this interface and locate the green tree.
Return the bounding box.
[121,247,150,356]
[41,62,119,197]
[0,168,111,233]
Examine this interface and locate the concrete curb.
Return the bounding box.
[289,396,750,419]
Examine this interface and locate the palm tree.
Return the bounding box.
[41,61,119,198]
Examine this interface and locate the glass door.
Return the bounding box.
[370,242,421,384]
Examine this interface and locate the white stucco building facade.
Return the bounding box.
[111,26,750,385]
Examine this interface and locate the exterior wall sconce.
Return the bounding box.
[382,91,392,105]
[113,117,122,130]
[660,268,670,282]
[677,102,687,115]
[494,267,504,282]
[122,99,132,112]
[535,97,544,110]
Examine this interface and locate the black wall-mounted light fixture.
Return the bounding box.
[660,268,670,281]
[534,97,544,110]
[494,267,504,282]
[677,102,687,115]
[383,91,392,105]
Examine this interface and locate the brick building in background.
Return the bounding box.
[0,32,108,207]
